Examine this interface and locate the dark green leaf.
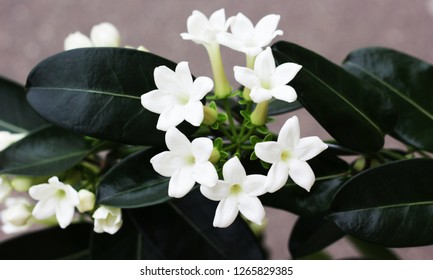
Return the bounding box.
[26,48,194,146]
[128,189,265,259]
[289,216,345,259]
[348,236,398,260]
[0,125,93,176]
[97,148,170,208]
[0,76,46,132]
[0,223,91,259]
[272,41,396,153]
[268,99,303,116]
[343,47,433,152]
[329,158,433,247]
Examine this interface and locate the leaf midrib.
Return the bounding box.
[30,87,141,100]
[333,200,433,215]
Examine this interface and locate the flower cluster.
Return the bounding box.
[141,9,327,228]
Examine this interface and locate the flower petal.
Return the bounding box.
[238,194,265,225]
[270,85,297,103]
[193,161,218,187]
[176,62,194,89]
[288,159,316,191]
[254,47,275,82]
[191,76,213,100]
[154,65,181,93]
[168,167,195,198]
[200,181,231,201]
[250,87,273,103]
[265,162,290,193]
[64,32,93,50]
[165,127,191,154]
[32,196,57,220]
[277,116,300,150]
[209,9,226,30]
[254,141,282,164]
[191,137,213,162]
[150,151,184,177]
[233,66,260,89]
[56,201,75,228]
[243,174,267,196]
[157,105,184,131]
[183,101,204,127]
[186,10,209,37]
[141,90,177,114]
[253,14,283,46]
[296,136,328,161]
[216,32,244,52]
[29,184,57,200]
[272,62,302,86]
[230,13,254,39]
[213,196,239,228]
[222,157,246,184]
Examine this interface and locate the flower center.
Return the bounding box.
[230,184,242,195]
[56,189,67,199]
[186,155,196,165]
[281,150,291,162]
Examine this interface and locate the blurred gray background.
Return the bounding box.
[1,0,433,259]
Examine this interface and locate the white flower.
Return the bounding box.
[255,116,328,192]
[76,189,96,213]
[1,197,33,234]
[180,9,232,47]
[150,127,218,198]
[141,62,213,131]
[29,176,79,229]
[217,13,283,57]
[92,206,122,235]
[200,157,267,228]
[0,177,12,203]
[0,131,26,152]
[64,22,120,50]
[234,47,302,103]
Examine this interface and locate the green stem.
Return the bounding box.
[242,54,256,101]
[206,44,231,98]
[223,99,238,138]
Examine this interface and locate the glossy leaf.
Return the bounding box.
[0,125,93,176]
[128,189,265,259]
[0,76,46,133]
[289,216,345,259]
[268,99,303,116]
[97,148,170,208]
[343,47,433,152]
[348,236,398,260]
[0,224,92,259]
[272,41,396,153]
[26,48,193,147]
[329,158,433,247]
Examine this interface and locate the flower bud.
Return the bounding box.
[250,101,269,126]
[77,189,96,213]
[93,206,123,235]
[202,105,218,126]
[1,197,32,227]
[209,147,221,164]
[10,177,33,192]
[64,31,93,50]
[90,22,120,47]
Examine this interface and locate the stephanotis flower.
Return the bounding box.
[141,62,213,131]
[200,157,267,228]
[234,47,302,104]
[150,127,218,198]
[1,197,33,234]
[29,176,79,229]
[217,13,283,57]
[64,22,120,50]
[255,116,328,192]
[93,206,123,235]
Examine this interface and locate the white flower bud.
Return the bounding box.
[93,206,122,235]
[2,197,32,227]
[64,31,93,50]
[90,22,120,47]
[76,189,96,213]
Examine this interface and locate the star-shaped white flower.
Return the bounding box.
[1,197,33,234]
[141,62,213,131]
[180,9,232,47]
[234,47,301,104]
[150,127,218,198]
[93,206,123,235]
[0,131,26,152]
[0,177,12,203]
[217,13,283,57]
[64,22,120,50]
[200,156,267,228]
[255,116,328,192]
[29,176,79,229]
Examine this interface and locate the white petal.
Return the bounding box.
[233,66,260,89]
[63,185,79,206]
[270,85,297,103]
[200,181,231,201]
[243,174,267,196]
[151,151,184,177]
[183,101,204,127]
[193,161,218,187]
[222,157,246,184]
[254,47,275,82]
[29,184,57,200]
[230,13,254,39]
[250,87,273,103]
[165,127,191,154]
[191,137,213,162]
[253,14,283,46]
[153,65,181,93]
[180,33,208,45]
[265,162,290,193]
[288,159,315,191]
[168,168,195,198]
[64,32,93,50]
[156,106,184,131]
[277,116,300,150]
[32,197,57,220]
[56,201,75,228]
[186,10,209,40]
[90,22,120,47]
[209,9,226,30]
[141,90,177,114]
[238,194,265,225]
[213,196,239,228]
[296,137,328,161]
[176,62,194,88]
[254,141,282,164]
[191,76,213,100]
[272,63,302,86]
[216,32,244,52]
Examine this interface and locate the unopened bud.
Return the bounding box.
[77,189,96,213]
[250,101,269,126]
[203,105,218,126]
[209,148,221,164]
[10,177,33,192]
[90,22,120,47]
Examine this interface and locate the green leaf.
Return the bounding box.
[328,158,433,247]
[343,47,433,152]
[128,189,265,259]
[268,99,303,116]
[272,41,396,153]
[348,236,398,260]
[0,76,46,133]
[26,48,193,146]
[289,216,345,259]
[0,125,93,176]
[97,148,170,208]
[0,223,91,259]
